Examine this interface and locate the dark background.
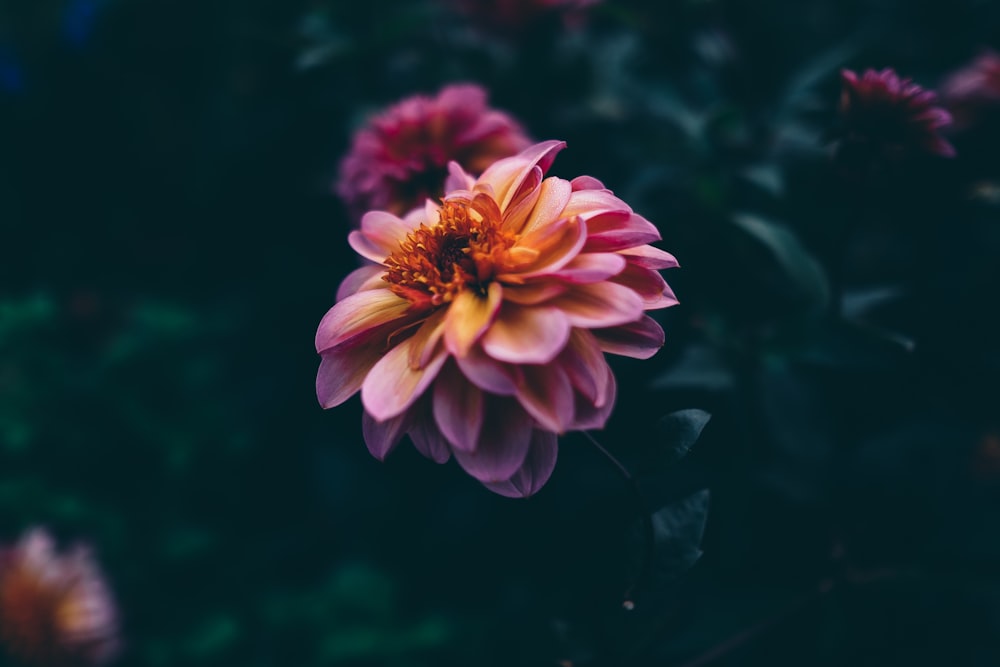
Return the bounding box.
[2,0,999,665]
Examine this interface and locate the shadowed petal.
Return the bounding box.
[593,315,665,359]
[444,283,503,357]
[452,399,533,482]
[408,417,452,464]
[433,362,484,452]
[455,344,522,395]
[515,363,575,433]
[550,282,644,328]
[316,289,412,353]
[316,333,386,408]
[570,368,617,430]
[558,329,610,406]
[483,430,558,498]
[481,304,571,364]
[362,409,410,461]
[361,336,448,421]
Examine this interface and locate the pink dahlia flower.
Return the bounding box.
[837,68,955,161]
[0,529,120,667]
[940,50,1000,130]
[317,141,678,497]
[336,84,533,221]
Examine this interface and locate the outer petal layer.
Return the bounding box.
[452,399,534,482]
[482,430,558,498]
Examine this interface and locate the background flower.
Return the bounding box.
[941,50,1000,130]
[0,529,119,667]
[834,68,954,175]
[336,84,533,222]
[318,140,677,496]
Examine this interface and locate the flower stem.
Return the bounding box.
[581,430,654,610]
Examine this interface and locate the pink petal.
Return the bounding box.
[499,282,568,305]
[455,344,522,396]
[445,161,476,192]
[336,264,386,301]
[477,140,565,212]
[617,245,680,270]
[482,430,558,498]
[504,215,587,278]
[547,253,626,283]
[593,315,665,359]
[583,213,661,252]
[433,362,484,452]
[570,175,608,191]
[316,330,388,408]
[550,282,645,328]
[315,288,412,353]
[362,409,410,461]
[437,83,488,114]
[558,329,610,407]
[361,335,448,421]
[500,166,543,233]
[481,304,571,364]
[406,310,447,369]
[444,283,503,357]
[612,263,680,309]
[561,189,631,219]
[515,363,575,433]
[520,177,573,235]
[452,398,534,482]
[407,417,451,464]
[348,211,415,263]
[570,368,617,430]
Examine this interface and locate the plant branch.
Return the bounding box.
[581,430,654,610]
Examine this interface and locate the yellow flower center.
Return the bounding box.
[383,199,515,306]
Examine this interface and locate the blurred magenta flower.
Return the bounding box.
[940,51,1000,130]
[317,141,678,497]
[836,68,955,166]
[336,84,532,221]
[450,0,601,35]
[0,529,119,667]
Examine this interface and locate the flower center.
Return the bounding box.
[383,199,514,306]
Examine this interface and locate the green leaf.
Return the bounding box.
[659,409,712,463]
[731,213,830,311]
[649,489,711,583]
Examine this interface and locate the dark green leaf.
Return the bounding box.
[658,409,712,463]
[649,489,711,582]
[731,213,830,311]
